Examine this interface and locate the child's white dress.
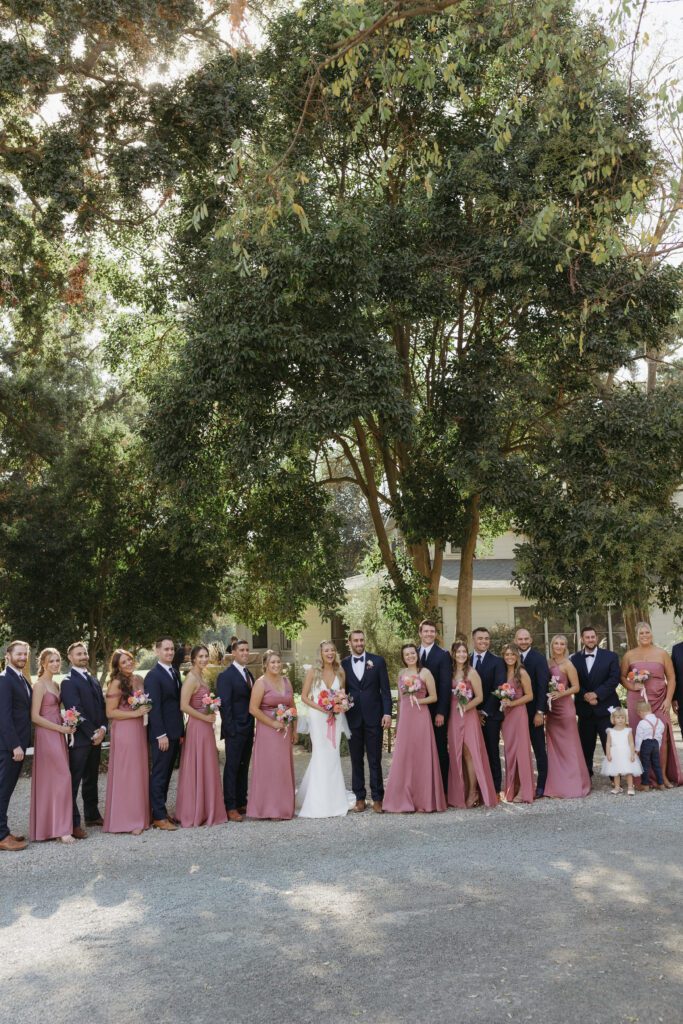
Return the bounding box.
[600,727,643,776]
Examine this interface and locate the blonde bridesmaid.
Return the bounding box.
[30,648,76,843]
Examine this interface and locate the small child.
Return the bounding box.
[634,700,665,790]
[601,707,642,795]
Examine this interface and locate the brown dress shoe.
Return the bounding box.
[9,833,25,842]
[167,815,180,825]
[72,826,88,840]
[227,809,243,822]
[352,799,366,812]
[238,806,247,815]
[85,817,104,827]
[152,818,177,831]
[372,801,383,813]
[0,835,27,851]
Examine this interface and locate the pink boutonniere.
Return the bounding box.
[366,659,374,669]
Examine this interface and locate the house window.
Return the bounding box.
[278,629,292,652]
[251,624,268,649]
[330,614,349,655]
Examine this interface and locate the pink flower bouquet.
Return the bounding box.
[452,679,474,715]
[61,706,83,746]
[273,703,297,737]
[492,682,517,706]
[201,692,221,714]
[128,689,152,725]
[547,674,566,710]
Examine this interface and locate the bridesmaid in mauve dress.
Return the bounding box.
[247,650,296,820]
[544,635,591,799]
[384,644,446,814]
[103,649,151,835]
[500,644,535,803]
[30,648,76,843]
[622,622,681,787]
[447,641,497,808]
[176,644,228,827]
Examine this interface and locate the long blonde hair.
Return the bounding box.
[315,641,345,686]
[37,647,61,678]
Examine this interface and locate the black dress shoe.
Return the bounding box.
[85,816,104,826]
[534,788,545,799]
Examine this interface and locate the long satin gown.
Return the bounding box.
[176,685,228,827]
[447,688,497,808]
[103,696,151,833]
[384,675,446,813]
[29,691,73,841]
[627,660,682,785]
[544,669,591,798]
[247,678,296,820]
[501,680,535,803]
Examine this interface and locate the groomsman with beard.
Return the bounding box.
[470,627,506,797]
[60,642,107,838]
[341,630,392,813]
[570,625,620,777]
[670,638,683,736]
[146,636,184,830]
[217,640,255,822]
[514,628,550,798]
[418,619,452,793]
[0,641,32,851]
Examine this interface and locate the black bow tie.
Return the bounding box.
[353,656,364,663]
[585,652,596,658]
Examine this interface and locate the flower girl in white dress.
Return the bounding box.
[297,642,354,818]
[601,706,642,795]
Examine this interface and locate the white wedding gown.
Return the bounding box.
[297,675,355,818]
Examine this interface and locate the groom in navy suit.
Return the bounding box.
[419,619,452,793]
[0,640,32,851]
[60,641,107,838]
[217,640,254,822]
[342,630,392,813]
[146,636,184,830]
[570,625,620,776]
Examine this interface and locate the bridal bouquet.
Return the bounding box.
[317,689,354,746]
[128,690,152,726]
[492,682,517,706]
[273,703,297,737]
[201,692,221,714]
[61,706,82,746]
[547,674,566,710]
[626,668,650,698]
[400,674,423,709]
[452,680,473,716]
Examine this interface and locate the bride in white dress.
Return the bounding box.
[297,641,355,818]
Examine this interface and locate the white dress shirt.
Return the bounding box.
[352,653,366,681]
[634,714,665,751]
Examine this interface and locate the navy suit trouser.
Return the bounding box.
[69,743,102,826]
[577,713,610,776]
[149,738,180,821]
[223,730,253,811]
[0,751,23,841]
[527,712,548,790]
[430,713,449,794]
[348,719,384,802]
[482,717,503,793]
[639,739,664,786]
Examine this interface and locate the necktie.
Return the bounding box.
[475,655,482,671]
[420,649,427,667]
[521,653,526,664]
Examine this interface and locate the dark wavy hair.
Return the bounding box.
[108,648,135,700]
[190,644,209,664]
[450,641,471,681]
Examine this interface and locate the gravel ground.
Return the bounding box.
[2,743,683,1024]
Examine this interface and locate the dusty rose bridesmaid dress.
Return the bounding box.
[627,660,682,785]
[103,695,151,833]
[501,680,535,803]
[246,677,295,820]
[544,669,591,798]
[384,674,446,813]
[447,689,497,809]
[175,685,228,827]
[29,691,73,841]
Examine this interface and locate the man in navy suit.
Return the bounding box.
[217,640,254,822]
[570,625,620,777]
[515,628,550,798]
[0,640,32,851]
[470,627,506,796]
[60,641,107,838]
[418,619,452,793]
[670,639,683,737]
[341,629,392,813]
[146,636,184,830]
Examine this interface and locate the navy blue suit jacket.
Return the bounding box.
[570,648,620,719]
[471,651,506,720]
[421,644,452,719]
[145,662,185,741]
[520,648,550,716]
[671,642,683,706]
[217,664,255,740]
[0,666,32,752]
[341,652,392,729]
[59,667,107,747]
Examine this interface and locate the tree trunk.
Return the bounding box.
[623,604,651,649]
[455,493,481,642]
